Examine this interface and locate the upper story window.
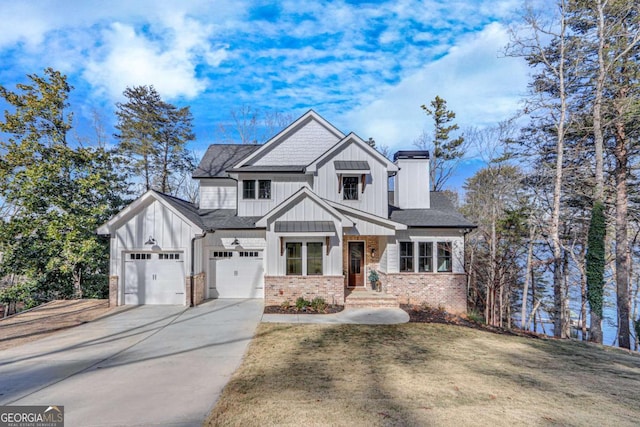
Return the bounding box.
[343,176,359,200]
[258,180,271,199]
[243,180,271,200]
[243,180,255,199]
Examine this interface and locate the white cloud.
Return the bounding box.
[83,17,226,100]
[343,22,529,153]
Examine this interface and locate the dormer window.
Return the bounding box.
[342,176,359,200]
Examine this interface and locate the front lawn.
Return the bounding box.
[206,323,640,426]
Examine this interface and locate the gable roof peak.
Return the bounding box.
[233,110,345,168]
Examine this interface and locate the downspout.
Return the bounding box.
[462,228,472,312]
[190,231,208,307]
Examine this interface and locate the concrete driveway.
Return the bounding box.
[0,298,263,426]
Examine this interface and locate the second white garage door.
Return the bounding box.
[209,251,264,298]
[124,252,185,305]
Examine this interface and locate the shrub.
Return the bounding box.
[310,297,327,312]
[295,297,310,310]
[280,300,291,310]
[467,309,484,324]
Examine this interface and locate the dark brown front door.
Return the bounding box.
[348,242,365,287]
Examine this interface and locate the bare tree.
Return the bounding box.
[506,0,579,338]
[217,105,296,144]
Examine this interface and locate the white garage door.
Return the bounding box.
[124,252,185,305]
[209,251,264,298]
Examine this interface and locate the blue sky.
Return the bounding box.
[0,0,530,190]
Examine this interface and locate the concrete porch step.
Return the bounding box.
[344,289,399,309]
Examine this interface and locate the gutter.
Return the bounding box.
[190,231,209,307]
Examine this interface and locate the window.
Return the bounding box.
[286,243,302,275]
[239,251,259,257]
[437,242,452,272]
[129,253,151,260]
[399,242,413,272]
[243,180,255,199]
[343,176,359,200]
[212,251,233,258]
[258,180,271,199]
[418,242,432,272]
[159,253,180,260]
[307,242,323,275]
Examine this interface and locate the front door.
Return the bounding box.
[348,242,365,287]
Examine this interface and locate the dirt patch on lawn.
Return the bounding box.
[206,323,640,426]
[0,299,112,351]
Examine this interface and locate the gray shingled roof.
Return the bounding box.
[199,209,262,229]
[389,192,476,228]
[227,165,307,173]
[154,191,205,229]
[154,192,262,230]
[334,160,370,171]
[274,221,336,233]
[193,144,261,178]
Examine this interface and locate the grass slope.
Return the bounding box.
[206,323,640,426]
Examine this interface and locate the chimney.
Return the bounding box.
[394,150,430,209]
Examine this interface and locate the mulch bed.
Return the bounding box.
[400,304,544,339]
[264,305,344,315]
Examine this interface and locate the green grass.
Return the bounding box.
[206,323,640,426]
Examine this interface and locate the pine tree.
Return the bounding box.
[115,85,195,195]
[416,96,465,191]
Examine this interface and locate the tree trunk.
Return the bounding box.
[551,10,568,338]
[614,115,631,349]
[73,269,83,299]
[521,226,536,330]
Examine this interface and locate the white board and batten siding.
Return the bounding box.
[264,197,343,276]
[237,174,312,217]
[199,178,237,210]
[109,198,203,305]
[384,229,465,274]
[313,141,390,218]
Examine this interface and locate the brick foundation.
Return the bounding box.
[109,276,119,307]
[380,272,467,313]
[265,275,345,306]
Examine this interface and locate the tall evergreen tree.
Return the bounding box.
[0,69,128,300]
[115,85,195,195]
[415,96,465,191]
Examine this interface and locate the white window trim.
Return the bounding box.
[398,240,452,273]
[283,238,325,276]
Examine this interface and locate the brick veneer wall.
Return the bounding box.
[265,275,345,306]
[380,272,467,314]
[109,276,119,307]
[185,272,206,307]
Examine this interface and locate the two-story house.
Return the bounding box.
[98,110,475,312]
